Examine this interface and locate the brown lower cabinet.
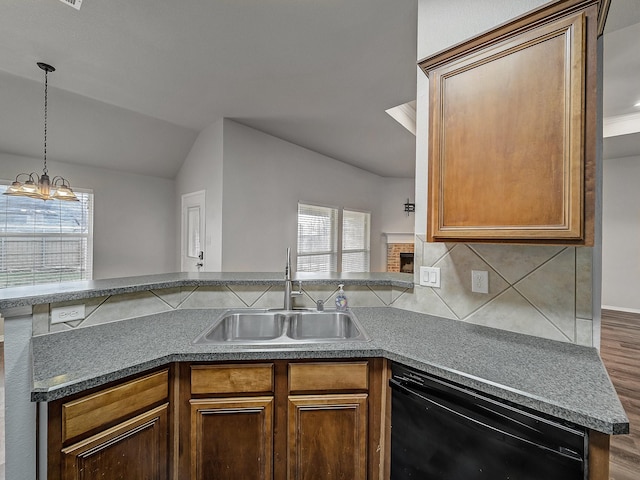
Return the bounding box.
[288,394,368,480]
[47,368,172,480]
[178,359,383,480]
[190,397,274,480]
[61,404,169,480]
[48,360,383,480]
[46,358,608,480]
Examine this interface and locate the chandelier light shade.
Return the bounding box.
[3,62,78,202]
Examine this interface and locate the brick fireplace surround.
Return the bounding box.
[387,243,414,273]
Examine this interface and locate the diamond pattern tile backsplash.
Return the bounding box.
[392,236,594,346]
[39,237,594,346]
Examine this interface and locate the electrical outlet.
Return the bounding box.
[471,270,489,294]
[420,266,441,288]
[51,304,86,324]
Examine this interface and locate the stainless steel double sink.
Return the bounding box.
[192,308,370,345]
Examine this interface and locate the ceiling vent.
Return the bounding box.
[58,0,83,10]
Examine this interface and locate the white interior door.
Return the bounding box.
[181,190,206,272]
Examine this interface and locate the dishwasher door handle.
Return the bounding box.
[389,378,583,462]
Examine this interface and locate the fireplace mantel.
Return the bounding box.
[382,233,414,244]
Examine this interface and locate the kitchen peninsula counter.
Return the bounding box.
[29,306,629,436]
[0,271,413,309]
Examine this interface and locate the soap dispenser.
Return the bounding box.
[335,284,348,311]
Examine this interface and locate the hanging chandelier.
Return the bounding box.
[3,62,78,201]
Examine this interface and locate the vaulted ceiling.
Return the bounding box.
[0,0,637,181]
[0,0,418,179]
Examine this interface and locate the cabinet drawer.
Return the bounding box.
[289,362,368,392]
[62,369,169,442]
[191,364,274,395]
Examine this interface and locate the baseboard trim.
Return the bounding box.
[602,305,640,315]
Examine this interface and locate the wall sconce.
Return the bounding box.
[404,199,415,216]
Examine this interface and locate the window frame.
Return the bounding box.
[296,202,371,273]
[340,207,371,273]
[0,180,94,288]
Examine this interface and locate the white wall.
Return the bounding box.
[602,155,640,311]
[175,120,224,271]
[222,119,407,272]
[0,153,177,279]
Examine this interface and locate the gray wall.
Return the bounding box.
[0,153,177,279]
[221,119,408,272]
[176,118,415,273]
[175,120,225,272]
[602,155,640,311]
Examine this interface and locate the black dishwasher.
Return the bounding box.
[390,363,587,480]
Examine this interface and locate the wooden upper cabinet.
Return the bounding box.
[419,0,601,245]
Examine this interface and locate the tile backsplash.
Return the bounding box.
[392,236,594,346]
[37,237,594,347]
[39,283,404,335]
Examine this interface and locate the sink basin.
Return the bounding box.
[288,311,363,340]
[192,309,369,345]
[197,311,286,343]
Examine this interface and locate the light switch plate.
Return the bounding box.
[420,266,441,288]
[51,304,86,324]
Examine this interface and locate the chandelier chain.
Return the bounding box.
[43,67,48,175]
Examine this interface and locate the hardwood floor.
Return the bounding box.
[600,309,640,480]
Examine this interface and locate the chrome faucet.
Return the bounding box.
[284,247,303,310]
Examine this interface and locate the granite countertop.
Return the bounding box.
[0,271,413,309]
[30,306,629,435]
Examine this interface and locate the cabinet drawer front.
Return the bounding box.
[62,369,169,442]
[289,362,368,392]
[191,364,274,394]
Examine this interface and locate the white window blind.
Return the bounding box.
[297,203,370,273]
[0,183,93,288]
[342,209,370,272]
[297,203,338,272]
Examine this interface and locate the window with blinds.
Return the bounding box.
[297,203,370,273]
[342,209,370,272]
[0,183,93,288]
[297,204,339,272]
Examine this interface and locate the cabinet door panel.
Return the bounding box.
[288,394,368,480]
[190,397,274,480]
[62,403,169,480]
[422,4,597,244]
